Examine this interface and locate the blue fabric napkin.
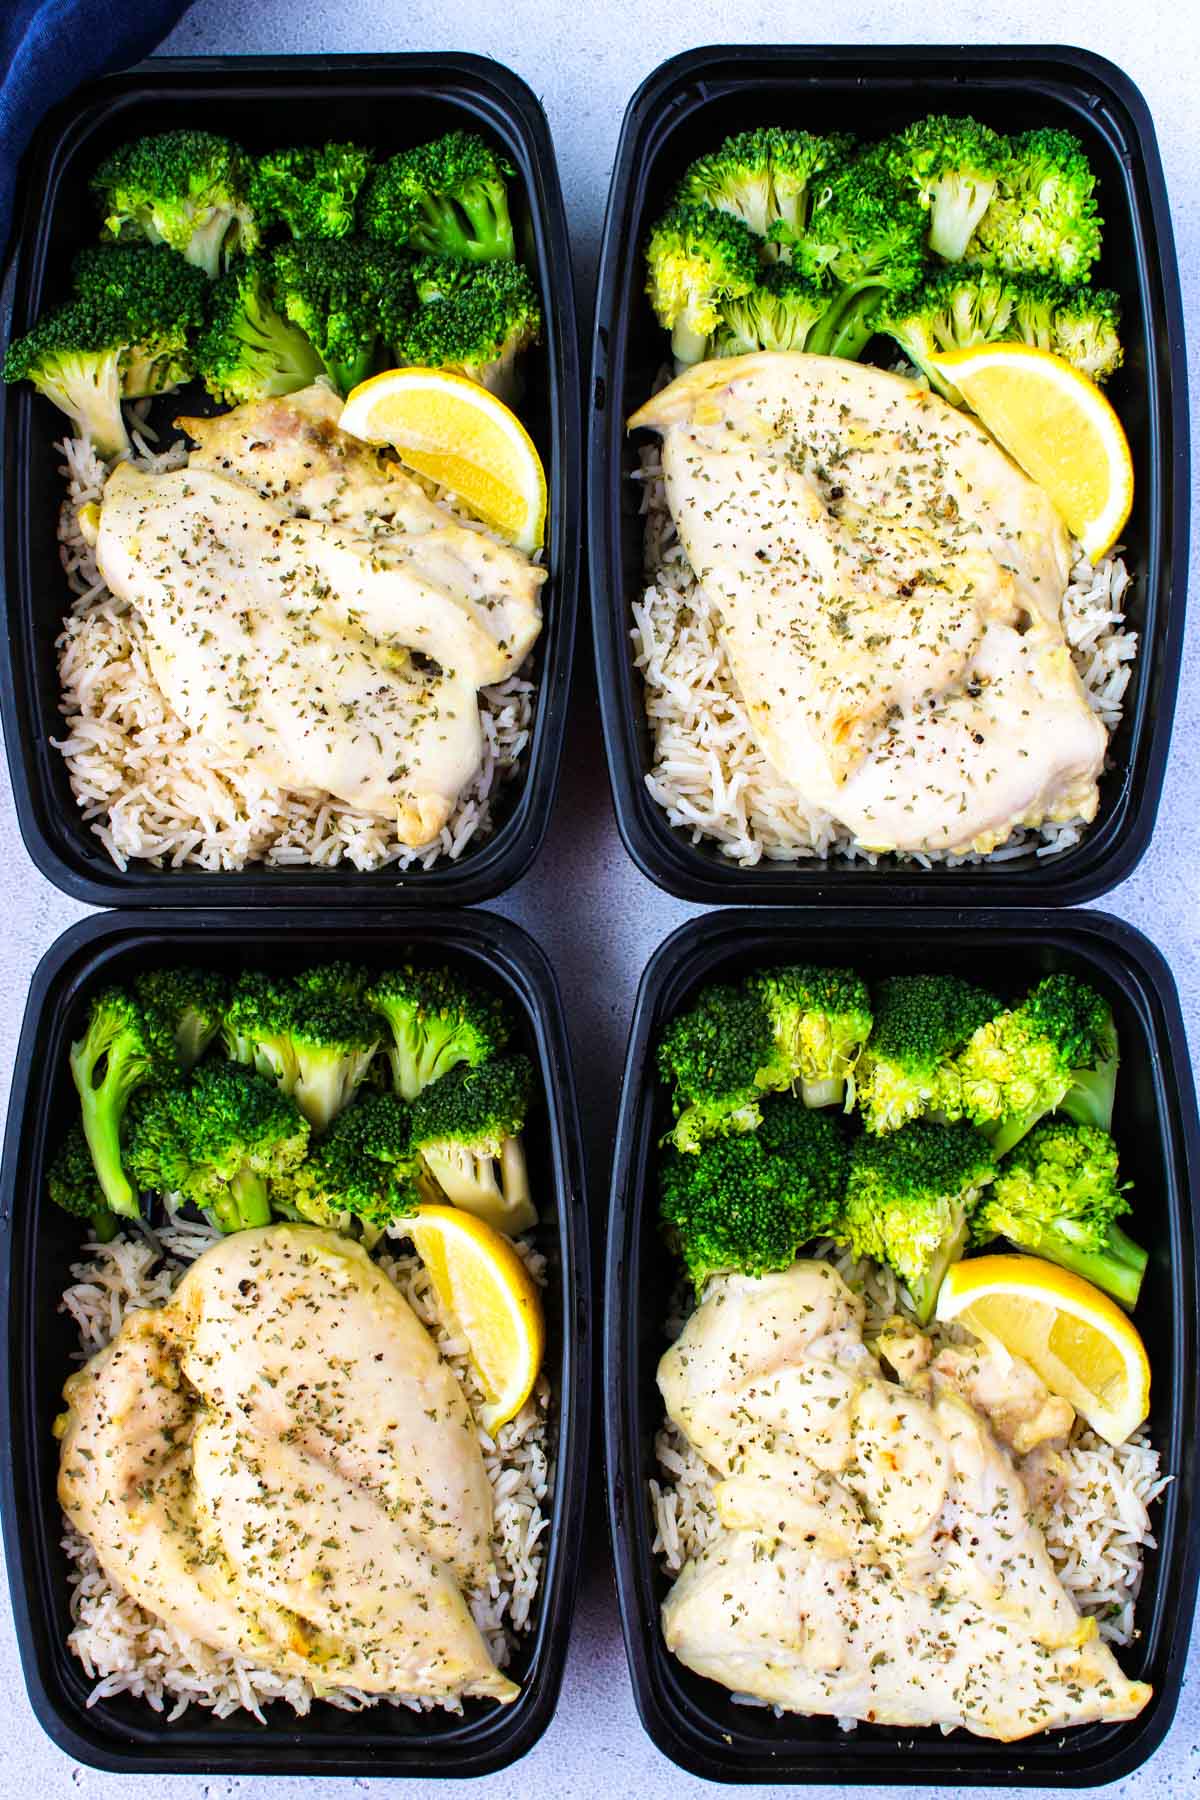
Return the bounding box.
[1,0,195,261]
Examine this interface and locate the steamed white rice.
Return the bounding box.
[60,1214,550,1722]
[650,1249,1167,1673]
[52,431,536,873]
[631,443,1139,869]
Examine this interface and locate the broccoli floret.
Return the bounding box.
[857,974,1002,1135]
[644,202,761,365]
[3,296,164,459]
[408,1055,535,1235]
[360,130,515,262]
[269,237,409,396]
[223,971,380,1132]
[973,1121,1146,1309]
[292,961,372,1004]
[1011,275,1124,382]
[127,1063,309,1233]
[46,1122,117,1242]
[967,128,1102,284]
[91,130,259,278]
[676,128,854,252]
[394,256,541,402]
[69,242,210,397]
[842,1120,997,1323]
[659,1097,847,1295]
[247,142,373,240]
[711,263,832,357]
[876,266,1019,402]
[957,974,1119,1157]
[656,981,778,1152]
[788,151,928,359]
[68,986,176,1219]
[193,255,325,404]
[282,1091,420,1237]
[133,967,227,1072]
[749,965,873,1110]
[365,966,510,1101]
[883,115,1006,263]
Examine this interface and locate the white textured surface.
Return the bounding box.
[0,1,1196,1795]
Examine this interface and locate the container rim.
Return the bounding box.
[0,51,582,908]
[588,43,1190,907]
[0,905,592,1776]
[604,905,1200,1785]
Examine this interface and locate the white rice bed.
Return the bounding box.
[52,432,536,874]
[650,1250,1169,1658]
[60,1215,551,1723]
[631,447,1139,869]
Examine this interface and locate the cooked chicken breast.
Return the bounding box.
[58,1225,516,1705]
[657,1263,1150,1740]
[94,386,544,847]
[630,354,1106,856]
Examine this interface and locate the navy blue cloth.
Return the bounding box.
[1,0,194,259]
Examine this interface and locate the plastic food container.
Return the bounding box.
[0,908,591,1777]
[0,54,581,907]
[589,46,1189,906]
[605,907,1199,1785]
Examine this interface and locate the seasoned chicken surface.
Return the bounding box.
[657,1263,1150,1740]
[94,387,544,847]
[59,1225,516,1705]
[630,355,1107,857]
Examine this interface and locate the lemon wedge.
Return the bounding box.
[936,1253,1150,1446]
[339,366,547,552]
[927,343,1133,561]
[406,1203,545,1434]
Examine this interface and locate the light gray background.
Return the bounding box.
[1,1,1196,1795]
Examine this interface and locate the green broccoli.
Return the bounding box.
[68,986,176,1219]
[133,967,227,1072]
[193,255,325,405]
[749,965,873,1110]
[269,237,410,396]
[408,1054,535,1235]
[973,1121,1146,1309]
[365,966,510,1101]
[856,974,1002,1135]
[292,961,373,1004]
[127,1063,309,1234]
[656,980,778,1151]
[247,142,374,240]
[360,130,516,262]
[883,115,1007,263]
[1011,276,1124,382]
[785,150,928,359]
[644,202,761,365]
[967,128,1102,284]
[222,971,380,1132]
[2,261,209,459]
[956,973,1119,1157]
[394,256,541,402]
[710,262,832,357]
[281,1090,420,1239]
[69,242,210,397]
[876,266,1020,402]
[842,1119,997,1323]
[46,1123,117,1242]
[676,127,854,250]
[91,130,259,277]
[659,1096,847,1295]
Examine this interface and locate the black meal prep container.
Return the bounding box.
[605,907,1200,1786]
[0,907,591,1777]
[0,54,582,907]
[589,45,1189,906]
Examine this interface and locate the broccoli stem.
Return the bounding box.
[986,1102,1054,1160]
[800,1075,844,1109]
[1023,1220,1148,1310]
[671,315,711,365]
[90,1210,119,1244]
[905,1205,970,1325]
[181,210,231,280]
[78,1091,139,1218]
[1061,1061,1119,1133]
[211,1168,272,1233]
